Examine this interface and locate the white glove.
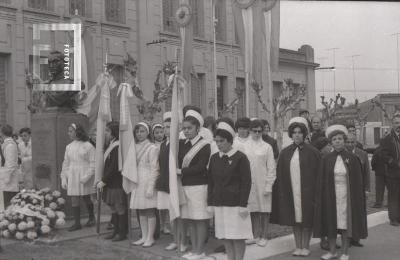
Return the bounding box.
[97,181,106,190]
[61,179,67,190]
[206,206,214,214]
[177,169,182,175]
[239,207,249,218]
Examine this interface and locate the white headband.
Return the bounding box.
[325,124,349,138]
[136,122,149,133]
[288,116,309,133]
[163,111,172,121]
[71,123,77,130]
[152,123,163,132]
[185,110,204,127]
[217,122,236,139]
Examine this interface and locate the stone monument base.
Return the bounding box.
[32,112,89,216]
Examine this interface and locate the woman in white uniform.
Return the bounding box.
[130,122,160,248]
[178,109,212,260]
[208,118,252,260]
[245,119,276,247]
[61,123,96,231]
[233,117,251,153]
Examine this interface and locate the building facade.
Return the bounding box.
[0,0,317,132]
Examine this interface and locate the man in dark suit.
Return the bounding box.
[346,124,364,150]
[380,114,400,226]
[261,120,279,159]
[371,144,387,208]
[310,116,326,150]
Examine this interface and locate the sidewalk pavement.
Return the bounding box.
[0,211,397,260]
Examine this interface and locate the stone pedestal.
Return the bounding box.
[31,112,89,217]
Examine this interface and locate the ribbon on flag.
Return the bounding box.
[93,73,116,184]
[232,0,280,116]
[118,83,138,194]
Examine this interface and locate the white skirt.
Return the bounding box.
[157,191,170,210]
[181,185,212,220]
[214,206,253,240]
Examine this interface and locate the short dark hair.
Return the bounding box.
[1,125,13,137]
[235,117,251,130]
[19,127,31,135]
[249,119,264,131]
[288,122,308,138]
[106,121,119,140]
[73,123,89,142]
[260,119,270,128]
[163,118,171,123]
[299,109,309,116]
[346,124,356,130]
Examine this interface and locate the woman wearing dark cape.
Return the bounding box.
[314,125,367,260]
[270,117,321,257]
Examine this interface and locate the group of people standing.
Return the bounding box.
[0,125,32,210]
[3,106,399,260]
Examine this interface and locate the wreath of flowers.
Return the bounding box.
[0,188,66,240]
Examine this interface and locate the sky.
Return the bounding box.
[280,1,400,108]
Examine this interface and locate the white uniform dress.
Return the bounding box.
[334,156,348,230]
[130,140,160,209]
[0,137,20,193]
[60,140,95,196]
[245,138,276,213]
[233,136,249,153]
[18,140,33,189]
[290,148,302,223]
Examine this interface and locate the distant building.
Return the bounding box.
[0,0,317,131]
[358,93,400,146]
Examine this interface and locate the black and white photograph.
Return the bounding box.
[0,0,399,259]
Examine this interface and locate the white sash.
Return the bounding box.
[104,140,119,163]
[182,139,208,168]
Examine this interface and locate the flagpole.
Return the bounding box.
[212,0,218,118]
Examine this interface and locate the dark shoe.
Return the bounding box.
[107,222,114,230]
[350,240,363,247]
[214,245,226,253]
[68,207,81,232]
[68,223,82,232]
[320,239,329,251]
[112,234,127,242]
[390,221,400,226]
[372,203,383,208]
[85,218,96,227]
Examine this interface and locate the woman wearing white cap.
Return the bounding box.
[314,125,367,260]
[178,109,212,260]
[208,118,252,260]
[130,122,160,248]
[244,119,276,247]
[270,117,321,256]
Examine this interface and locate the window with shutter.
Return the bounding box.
[190,0,204,38]
[28,0,49,10]
[215,0,226,42]
[191,73,205,110]
[0,56,6,125]
[217,76,227,115]
[105,0,126,24]
[162,0,178,33]
[236,77,245,118]
[70,0,89,17]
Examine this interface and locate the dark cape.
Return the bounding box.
[270,143,321,228]
[313,150,368,240]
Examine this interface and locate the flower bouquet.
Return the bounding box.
[0,188,66,240]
